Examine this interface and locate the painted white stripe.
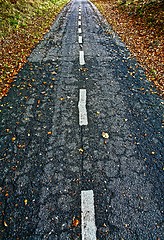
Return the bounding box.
[79,36,83,44]
[79,50,85,65]
[78,28,82,34]
[81,190,97,240]
[78,89,88,126]
[78,21,81,26]
[79,16,81,20]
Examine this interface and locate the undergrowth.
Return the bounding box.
[0,0,67,37]
[0,0,69,99]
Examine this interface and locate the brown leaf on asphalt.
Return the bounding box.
[4,221,8,227]
[12,137,16,142]
[79,148,84,154]
[17,144,26,149]
[96,111,100,115]
[51,71,57,75]
[59,97,64,101]
[72,217,80,227]
[80,67,88,72]
[5,192,9,197]
[102,132,109,139]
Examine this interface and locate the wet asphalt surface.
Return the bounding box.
[0,0,164,239]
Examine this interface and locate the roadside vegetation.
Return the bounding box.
[0,0,69,99]
[0,0,163,99]
[92,0,164,97]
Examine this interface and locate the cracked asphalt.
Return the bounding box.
[0,0,164,239]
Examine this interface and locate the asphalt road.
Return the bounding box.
[0,0,164,239]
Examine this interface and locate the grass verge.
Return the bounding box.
[0,0,69,99]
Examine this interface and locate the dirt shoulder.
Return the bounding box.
[92,0,164,98]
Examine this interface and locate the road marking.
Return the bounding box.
[79,50,85,65]
[81,190,97,240]
[78,28,82,34]
[79,16,81,20]
[78,21,81,26]
[79,36,83,44]
[78,89,88,126]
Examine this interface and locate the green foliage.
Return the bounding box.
[0,0,69,37]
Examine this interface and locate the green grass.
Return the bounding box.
[0,0,69,99]
[0,0,69,38]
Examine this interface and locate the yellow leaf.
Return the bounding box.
[24,199,28,205]
[102,132,109,139]
[79,148,84,154]
[4,221,8,227]
[12,137,16,142]
[59,97,64,101]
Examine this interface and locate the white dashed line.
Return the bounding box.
[79,36,83,44]
[81,190,97,240]
[79,50,85,65]
[79,16,81,20]
[78,89,88,126]
[78,21,81,26]
[78,28,82,34]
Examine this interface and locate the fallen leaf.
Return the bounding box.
[48,131,52,135]
[59,97,64,101]
[4,221,8,227]
[24,199,28,205]
[12,137,16,142]
[5,192,9,197]
[79,148,84,154]
[80,67,88,72]
[72,218,80,227]
[17,144,26,149]
[102,132,109,139]
[151,151,156,155]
